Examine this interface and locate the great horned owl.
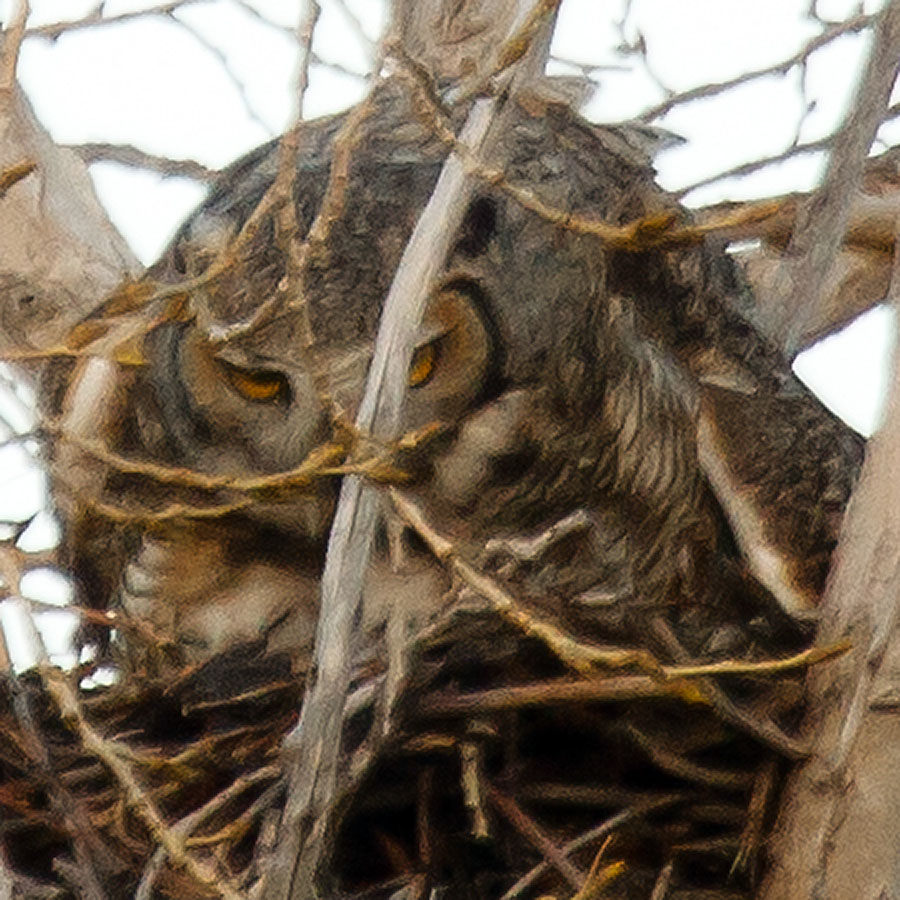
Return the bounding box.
[47,79,863,676]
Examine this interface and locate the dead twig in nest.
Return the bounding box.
[135,765,280,900]
[416,676,700,718]
[38,666,244,900]
[486,782,586,892]
[499,796,684,900]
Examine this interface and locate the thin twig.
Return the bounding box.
[166,12,273,135]
[499,795,685,900]
[40,667,245,900]
[623,723,752,790]
[23,1,206,40]
[674,135,834,198]
[485,782,585,891]
[662,641,850,680]
[67,142,217,181]
[649,618,808,758]
[135,765,280,900]
[733,756,777,874]
[416,676,698,718]
[640,12,876,123]
[391,488,665,678]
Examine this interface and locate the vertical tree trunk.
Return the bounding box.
[760,290,900,898]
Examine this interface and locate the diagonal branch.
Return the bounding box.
[778,2,900,356]
[265,5,562,898]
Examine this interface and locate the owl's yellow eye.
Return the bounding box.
[221,361,290,403]
[408,341,438,388]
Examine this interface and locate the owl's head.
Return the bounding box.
[123,82,670,534]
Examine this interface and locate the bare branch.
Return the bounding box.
[67,142,218,182]
[640,12,876,123]
[0,0,29,93]
[166,12,274,136]
[779,2,900,355]
[22,1,207,41]
[267,6,563,897]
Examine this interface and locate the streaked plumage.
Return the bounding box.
[48,78,863,674]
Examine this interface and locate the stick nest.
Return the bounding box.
[0,585,818,900]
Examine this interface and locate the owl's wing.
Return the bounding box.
[697,379,864,617]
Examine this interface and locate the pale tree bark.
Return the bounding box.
[0,83,139,358]
[265,4,560,898]
[756,4,900,897]
[759,292,900,900]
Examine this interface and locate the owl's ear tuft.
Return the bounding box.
[455,197,497,258]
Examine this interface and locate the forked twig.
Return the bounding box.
[39,666,244,900]
[485,782,585,891]
[135,765,280,900]
[499,795,684,900]
[639,12,876,123]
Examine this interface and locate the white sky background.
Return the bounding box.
[0,0,897,665]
